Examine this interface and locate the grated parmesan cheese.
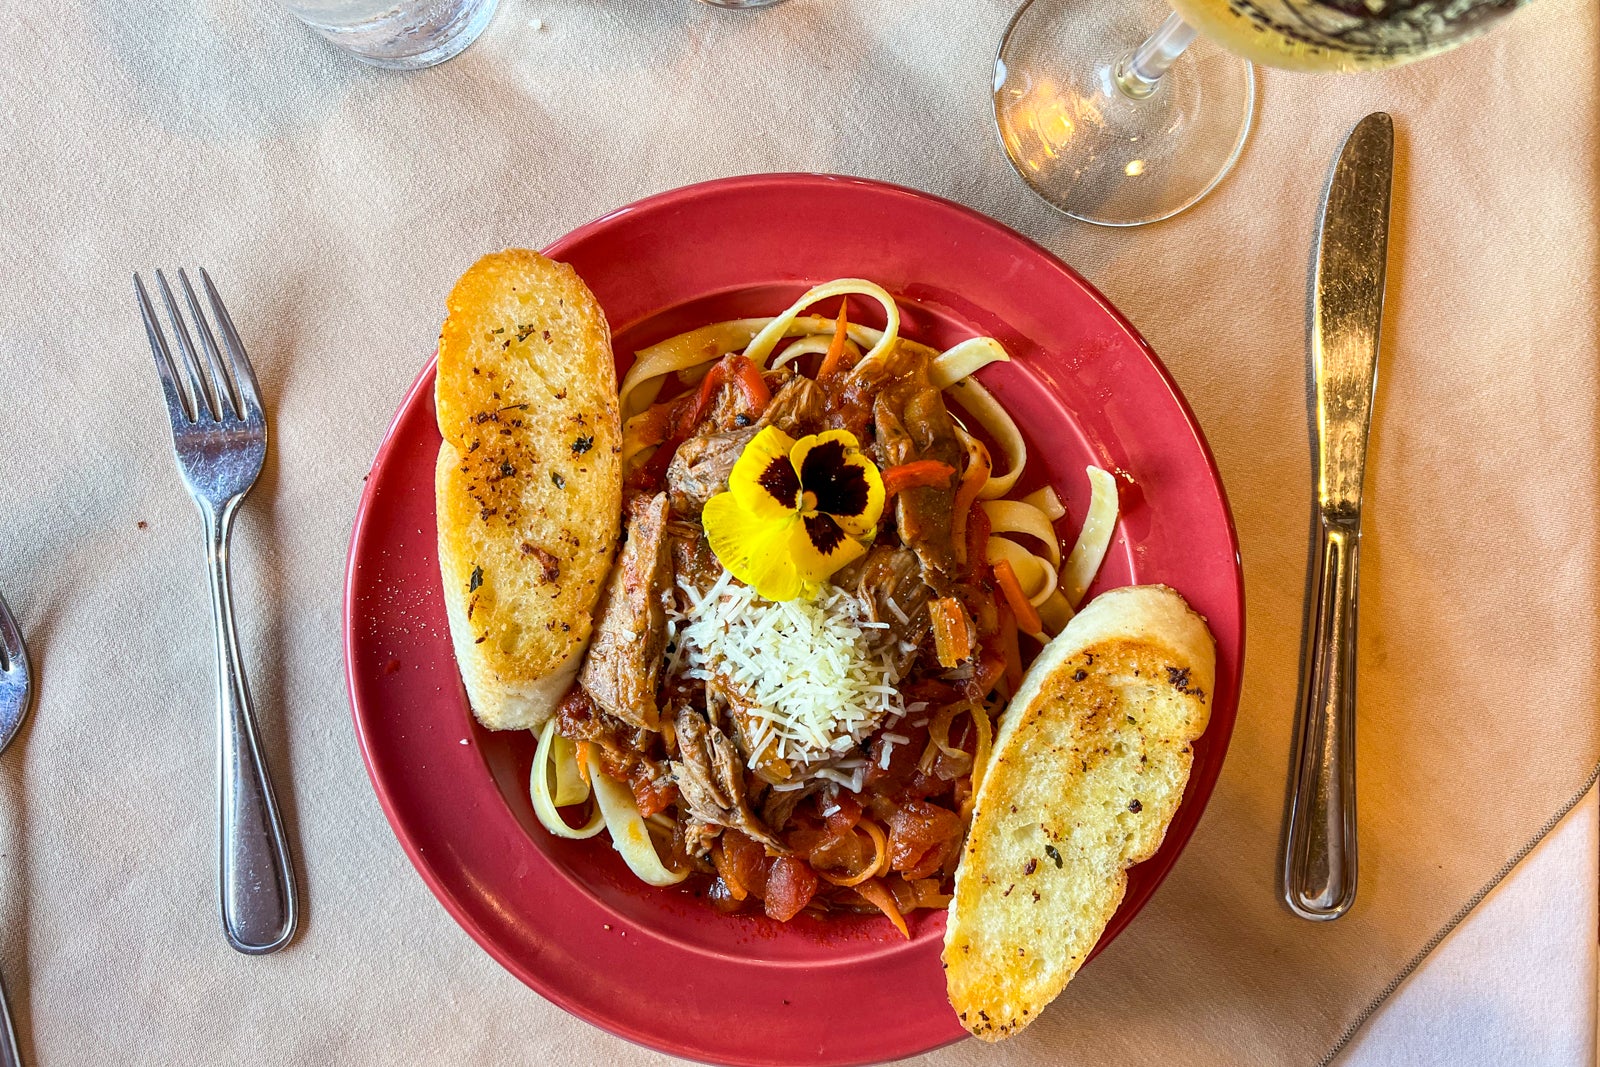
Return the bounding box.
[671,569,906,788]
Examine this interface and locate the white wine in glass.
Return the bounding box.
[995,0,1533,226]
[1168,0,1530,72]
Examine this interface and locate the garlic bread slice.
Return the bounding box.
[944,584,1215,1040]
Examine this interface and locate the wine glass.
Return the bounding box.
[995,0,1536,226]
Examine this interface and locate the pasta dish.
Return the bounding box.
[528,279,1118,932]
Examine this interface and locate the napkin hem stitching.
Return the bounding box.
[1319,760,1600,1067]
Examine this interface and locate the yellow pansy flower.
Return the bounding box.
[703,426,886,601]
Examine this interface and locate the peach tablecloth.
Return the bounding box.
[0,0,1594,1063]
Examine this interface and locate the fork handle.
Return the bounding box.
[1283,516,1360,921]
[204,506,298,954]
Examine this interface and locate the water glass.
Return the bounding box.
[280,0,500,69]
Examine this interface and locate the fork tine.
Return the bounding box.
[179,268,241,421]
[0,594,23,677]
[135,273,195,425]
[199,268,263,421]
[155,269,220,422]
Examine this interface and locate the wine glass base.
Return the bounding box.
[994,0,1254,227]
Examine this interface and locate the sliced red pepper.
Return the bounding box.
[965,501,992,583]
[881,460,956,500]
[625,431,684,492]
[725,354,771,414]
[675,354,770,439]
[676,361,730,438]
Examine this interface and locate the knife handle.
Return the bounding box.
[1283,516,1360,921]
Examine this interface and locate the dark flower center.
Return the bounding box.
[799,439,869,517]
[803,513,848,556]
[757,454,802,506]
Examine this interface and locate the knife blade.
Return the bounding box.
[1283,111,1393,922]
[1314,113,1393,519]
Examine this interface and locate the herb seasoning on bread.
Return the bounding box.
[944,584,1216,1040]
[435,249,622,732]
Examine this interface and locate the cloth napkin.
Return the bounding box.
[0,0,1593,1063]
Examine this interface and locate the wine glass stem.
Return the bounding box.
[1114,11,1199,99]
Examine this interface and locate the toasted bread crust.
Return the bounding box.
[944,585,1216,1040]
[435,250,621,732]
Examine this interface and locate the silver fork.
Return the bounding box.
[0,593,29,1067]
[135,269,297,955]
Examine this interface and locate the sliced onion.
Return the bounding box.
[981,499,1063,568]
[1021,485,1066,522]
[620,410,666,467]
[943,376,1025,500]
[585,746,688,886]
[770,334,840,371]
[742,280,902,372]
[817,819,890,888]
[531,720,605,840]
[550,731,589,806]
[963,707,995,822]
[929,336,1010,389]
[1061,466,1120,607]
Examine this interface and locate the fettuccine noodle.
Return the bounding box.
[942,376,1025,500]
[585,746,688,887]
[529,280,1138,910]
[531,719,605,840]
[613,285,1115,638]
[744,279,902,371]
[1061,466,1120,607]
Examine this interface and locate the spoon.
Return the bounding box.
[0,591,32,1067]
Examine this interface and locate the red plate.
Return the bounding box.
[344,174,1243,1066]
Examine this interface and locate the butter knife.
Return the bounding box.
[1283,112,1393,922]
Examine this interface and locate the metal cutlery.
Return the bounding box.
[0,593,28,1067]
[1282,112,1393,922]
[135,269,298,954]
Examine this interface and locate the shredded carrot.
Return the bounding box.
[817,302,851,379]
[930,596,973,667]
[881,460,956,499]
[992,558,1043,635]
[574,742,592,786]
[854,878,910,939]
[950,439,991,565]
[996,602,1022,694]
